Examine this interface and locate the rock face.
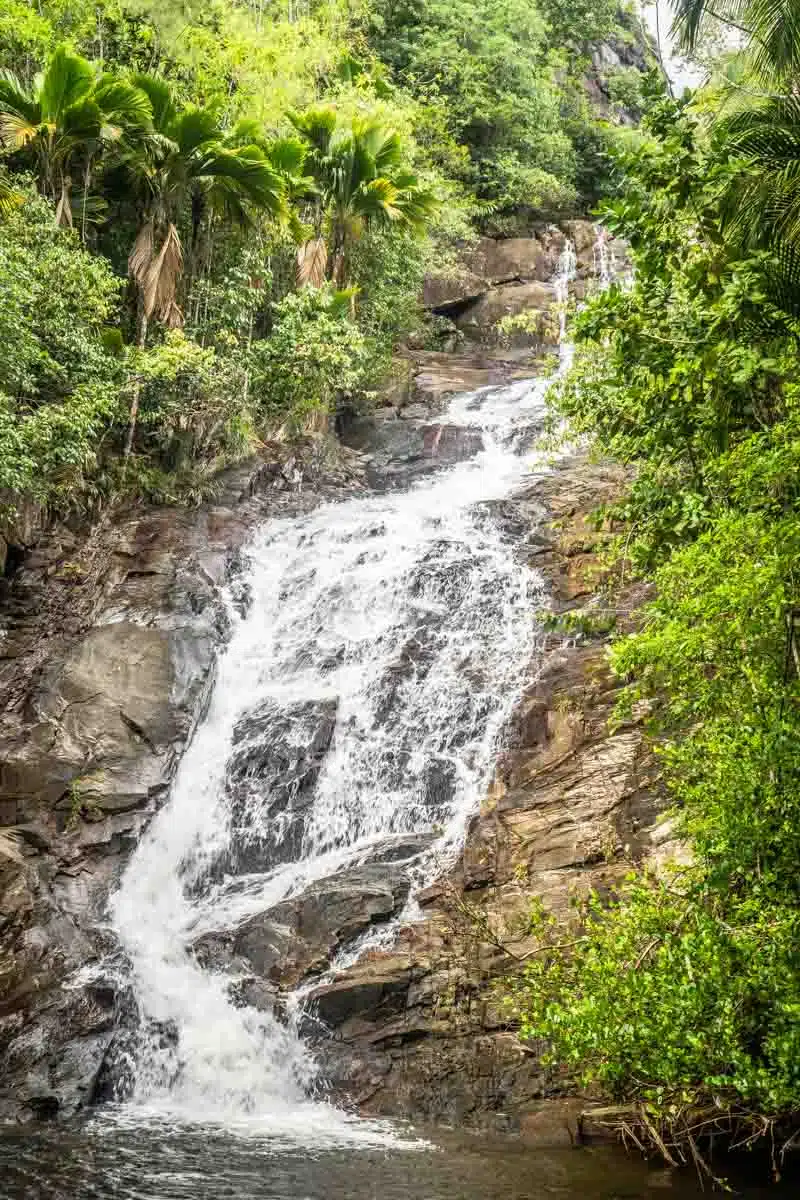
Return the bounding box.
[195,855,417,991]
[302,459,674,1131]
[424,223,587,345]
[216,697,340,874]
[454,281,558,343]
[423,269,488,311]
[0,442,367,1122]
[424,222,611,346]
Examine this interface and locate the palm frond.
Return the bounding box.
[355,118,403,174]
[289,105,337,156]
[143,221,183,323]
[671,0,800,79]
[0,171,22,216]
[39,44,94,125]
[746,0,800,78]
[174,106,221,155]
[266,135,308,177]
[0,70,40,147]
[129,219,154,287]
[94,75,153,135]
[61,96,103,143]
[392,179,438,229]
[354,175,400,223]
[225,117,264,148]
[202,145,284,215]
[130,73,176,133]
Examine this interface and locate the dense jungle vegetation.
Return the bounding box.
[12,0,800,1173]
[508,0,800,1168]
[0,0,637,519]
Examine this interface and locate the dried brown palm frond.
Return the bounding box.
[146,222,183,324]
[128,219,154,287]
[296,235,327,288]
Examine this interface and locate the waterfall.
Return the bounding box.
[554,239,577,371]
[107,245,580,1135]
[592,226,618,288]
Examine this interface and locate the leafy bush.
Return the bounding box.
[0,0,637,524]
[132,332,254,471]
[363,0,620,214]
[0,190,121,507]
[511,96,800,1147]
[0,189,121,404]
[248,288,370,430]
[514,510,800,1119]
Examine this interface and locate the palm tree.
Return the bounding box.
[290,106,436,286]
[125,76,284,336]
[669,0,800,307]
[224,120,316,248]
[0,44,151,230]
[121,77,285,458]
[671,0,800,82]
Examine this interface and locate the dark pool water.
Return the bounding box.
[0,1117,793,1200]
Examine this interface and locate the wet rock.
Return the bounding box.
[559,219,597,255]
[238,862,411,988]
[423,270,488,312]
[309,458,667,1133]
[0,441,367,1122]
[344,409,487,492]
[423,757,458,810]
[195,855,417,990]
[218,697,339,873]
[365,833,434,864]
[455,281,557,344]
[0,492,47,575]
[311,959,414,1030]
[374,627,439,726]
[0,956,118,1120]
[424,231,568,318]
[410,353,515,408]
[421,424,484,462]
[466,236,564,285]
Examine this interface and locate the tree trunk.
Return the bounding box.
[330,223,347,286]
[123,308,148,465]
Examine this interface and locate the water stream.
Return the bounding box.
[103,244,581,1134]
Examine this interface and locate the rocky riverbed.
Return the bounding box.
[0,225,669,1135]
[0,440,373,1120]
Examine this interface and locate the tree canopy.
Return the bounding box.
[0,0,634,519]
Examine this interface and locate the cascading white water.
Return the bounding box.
[593,226,618,288]
[554,239,577,372]
[108,243,581,1136]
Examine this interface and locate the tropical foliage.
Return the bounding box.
[362,0,626,218]
[0,0,632,523]
[0,44,150,228]
[508,15,800,1156]
[291,106,436,286]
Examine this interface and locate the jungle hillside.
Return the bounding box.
[0,0,640,528]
